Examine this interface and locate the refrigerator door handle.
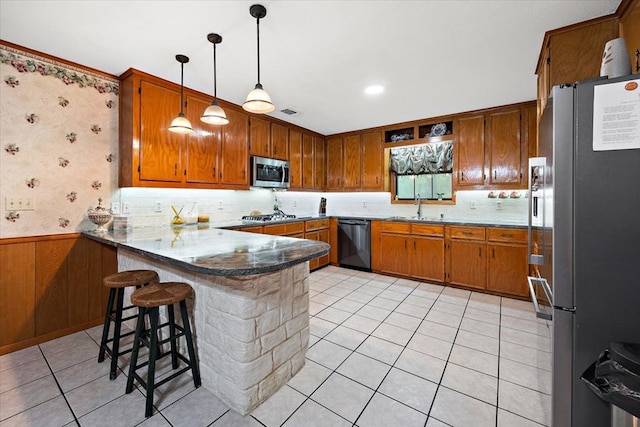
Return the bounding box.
[527,276,553,320]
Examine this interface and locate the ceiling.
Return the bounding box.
[0,1,621,135]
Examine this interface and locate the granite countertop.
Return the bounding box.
[82,225,330,276]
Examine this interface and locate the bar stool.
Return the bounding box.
[126,282,201,418]
[98,269,159,380]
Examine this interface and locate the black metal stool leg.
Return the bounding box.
[180,300,201,387]
[126,307,146,394]
[109,288,125,380]
[145,307,160,418]
[168,304,178,369]
[97,287,116,363]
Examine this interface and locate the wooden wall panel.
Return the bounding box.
[35,239,74,336]
[68,237,89,326]
[0,243,36,346]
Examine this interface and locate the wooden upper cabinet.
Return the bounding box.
[302,132,314,188]
[271,123,289,161]
[343,135,362,189]
[314,136,325,190]
[620,0,640,71]
[185,95,219,184]
[486,107,521,185]
[219,108,249,187]
[138,79,183,183]
[455,114,485,187]
[249,116,271,158]
[548,18,618,88]
[361,131,383,190]
[289,129,303,189]
[326,137,343,190]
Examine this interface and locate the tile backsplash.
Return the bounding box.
[117,188,528,227]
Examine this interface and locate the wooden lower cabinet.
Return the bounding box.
[372,221,528,299]
[0,234,117,355]
[373,222,444,282]
[305,219,330,270]
[447,239,487,290]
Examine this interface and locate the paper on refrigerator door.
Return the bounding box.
[593,79,640,151]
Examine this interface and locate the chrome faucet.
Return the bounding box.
[415,193,422,218]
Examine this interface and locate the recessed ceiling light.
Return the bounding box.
[365,85,384,95]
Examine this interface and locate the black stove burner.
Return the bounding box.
[241,213,297,222]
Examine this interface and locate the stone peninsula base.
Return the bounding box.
[118,250,310,415]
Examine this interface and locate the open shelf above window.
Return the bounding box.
[418,120,454,139]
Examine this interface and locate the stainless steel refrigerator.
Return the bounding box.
[527,75,640,427]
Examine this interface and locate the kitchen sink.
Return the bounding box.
[389,216,445,222]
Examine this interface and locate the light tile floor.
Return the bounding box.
[0,266,552,426]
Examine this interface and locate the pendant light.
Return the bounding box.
[243,4,275,114]
[168,54,194,134]
[201,33,229,125]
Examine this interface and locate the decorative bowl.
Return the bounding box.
[87,197,112,232]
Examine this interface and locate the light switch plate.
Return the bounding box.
[5,197,34,211]
[122,202,131,214]
[111,202,120,214]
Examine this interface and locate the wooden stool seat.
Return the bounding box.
[126,282,200,418]
[98,269,159,380]
[130,282,192,307]
[103,270,159,288]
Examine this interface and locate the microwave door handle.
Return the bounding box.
[281,164,285,185]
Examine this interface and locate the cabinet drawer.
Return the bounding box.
[380,222,411,234]
[240,226,263,234]
[412,224,444,237]
[449,226,485,240]
[264,221,305,236]
[487,227,527,243]
[305,219,328,231]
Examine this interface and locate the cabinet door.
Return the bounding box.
[314,136,325,190]
[487,243,528,297]
[449,240,486,290]
[412,236,445,283]
[139,80,183,182]
[487,107,521,185]
[249,116,270,158]
[219,108,249,186]
[302,132,314,189]
[378,233,409,276]
[549,19,618,88]
[455,114,485,187]
[271,122,289,161]
[361,131,382,190]
[316,229,330,268]
[326,137,343,190]
[185,95,219,184]
[306,230,320,270]
[343,135,362,189]
[524,102,538,181]
[289,129,303,189]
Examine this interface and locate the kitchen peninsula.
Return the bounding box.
[83,225,329,415]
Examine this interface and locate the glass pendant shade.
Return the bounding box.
[169,112,194,134]
[168,54,194,135]
[201,100,229,125]
[243,83,275,114]
[201,33,229,125]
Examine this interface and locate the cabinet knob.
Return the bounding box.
[478,247,482,257]
[174,164,178,176]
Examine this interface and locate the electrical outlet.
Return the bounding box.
[5,197,34,211]
[496,200,503,210]
[155,201,162,212]
[122,202,131,214]
[363,201,367,208]
[470,201,476,209]
[218,201,223,211]
[293,200,297,208]
[111,202,120,214]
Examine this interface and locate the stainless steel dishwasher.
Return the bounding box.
[337,218,371,271]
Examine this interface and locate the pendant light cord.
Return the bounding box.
[256,15,261,85]
[213,42,218,99]
[179,61,185,114]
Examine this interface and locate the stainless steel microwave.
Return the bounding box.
[251,156,290,189]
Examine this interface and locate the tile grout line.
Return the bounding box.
[38,344,81,426]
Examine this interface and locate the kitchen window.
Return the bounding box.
[390,141,453,201]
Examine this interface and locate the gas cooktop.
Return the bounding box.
[241,213,297,223]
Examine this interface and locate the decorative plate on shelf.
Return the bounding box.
[430,123,447,137]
